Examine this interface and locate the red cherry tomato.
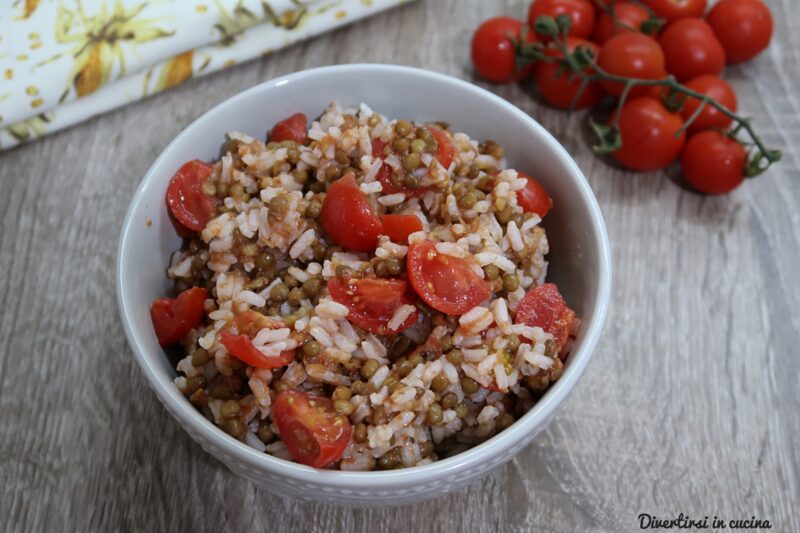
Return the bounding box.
[428,126,455,169]
[320,172,384,252]
[406,241,492,315]
[471,17,538,83]
[528,0,597,40]
[150,287,207,346]
[659,18,725,81]
[269,113,309,144]
[166,160,219,232]
[272,390,352,468]
[516,172,553,218]
[641,0,707,22]
[328,275,419,335]
[680,75,737,133]
[381,214,423,244]
[535,38,605,110]
[707,0,773,64]
[515,283,576,354]
[593,2,653,44]
[597,33,667,96]
[680,130,747,195]
[611,97,686,172]
[219,310,296,369]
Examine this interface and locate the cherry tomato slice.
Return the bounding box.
[406,241,492,316]
[219,310,296,369]
[381,214,423,244]
[273,390,352,468]
[515,283,576,354]
[328,275,419,334]
[516,172,553,218]
[320,172,384,252]
[428,126,455,169]
[166,160,219,232]
[150,287,207,346]
[269,113,309,144]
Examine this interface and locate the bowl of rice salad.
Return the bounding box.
[117,64,610,505]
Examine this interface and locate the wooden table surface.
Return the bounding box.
[1,0,798,531]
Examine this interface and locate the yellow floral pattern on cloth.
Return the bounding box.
[0,0,413,150]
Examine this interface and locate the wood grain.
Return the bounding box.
[1,1,798,531]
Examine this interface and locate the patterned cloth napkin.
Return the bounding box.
[0,0,410,150]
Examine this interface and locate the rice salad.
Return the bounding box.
[151,102,578,470]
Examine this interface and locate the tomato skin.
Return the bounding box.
[593,2,652,44]
[597,33,667,96]
[406,241,492,316]
[381,214,423,243]
[150,287,207,346]
[535,38,605,110]
[273,391,352,468]
[641,0,707,22]
[320,173,384,252]
[269,113,308,144]
[707,0,773,64]
[515,283,576,354]
[328,275,419,334]
[528,0,597,40]
[219,311,296,369]
[680,75,737,133]
[611,97,686,171]
[516,172,553,218]
[166,160,219,232]
[471,17,538,83]
[659,18,725,81]
[680,131,746,195]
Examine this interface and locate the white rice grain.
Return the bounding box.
[387,304,416,331]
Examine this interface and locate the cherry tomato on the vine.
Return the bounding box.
[680,131,747,195]
[528,0,597,40]
[593,2,653,45]
[659,18,725,82]
[707,0,773,64]
[680,75,737,133]
[597,33,667,97]
[471,17,538,83]
[535,38,605,110]
[641,0,707,23]
[611,96,686,172]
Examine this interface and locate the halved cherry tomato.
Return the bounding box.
[219,310,295,369]
[471,17,538,83]
[641,0,707,23]
[272,390,352,468]
[680,75,737,133]
[320,172,384,252]
[516,172,553,218]
[328,275,419,334]
[269,113,308,144]
[407,241,492,315]
[680,130,746,195]
[597,32,667,96]
[515,283,576,354]
[611,96,686,171]
[536,38,604,110]
[381,214,423,244]
[528,0,597,40]
[659,18,725,82]
[428,126,455,169]
[166,160,219,232]
[150,287,207,346]
[707,0,773,64]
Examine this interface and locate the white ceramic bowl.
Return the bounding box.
[117,64,611,506]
